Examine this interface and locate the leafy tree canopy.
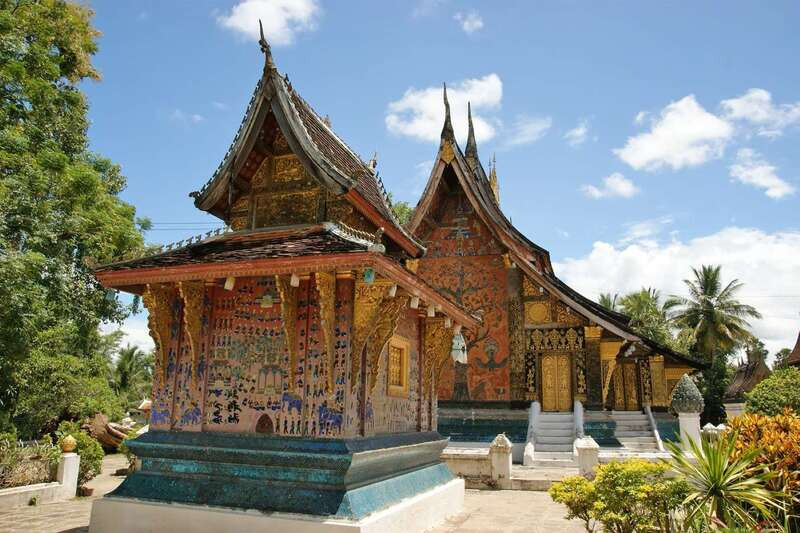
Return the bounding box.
[386,192,414,226]
[0,0,147,433]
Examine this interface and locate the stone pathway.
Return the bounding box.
[428,490,585,533]
[0,458,584,533]
[0,454,127,533]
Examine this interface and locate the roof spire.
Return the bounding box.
[440,83,455,142]
[258,20,276,71]
[465,101,478,165]
[489,153,500,204]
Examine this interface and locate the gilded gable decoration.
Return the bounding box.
[315,271,336,392]
[441,141,455,164]
[351,277,392,390]
[556,302,587,326]
[524,301,550,324]
[527,327,584,352]
[142,283,175,384]
[178,280,205,379]
[275,274,299,387]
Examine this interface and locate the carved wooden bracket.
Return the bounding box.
[366,295,409,391]
[142,283,175,384]
[315,271,336,393]
[422,317,454,397]
[178,281,205,381]
[350,276,392,391]
[276,274,299,388]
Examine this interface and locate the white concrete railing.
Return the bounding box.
[573,400,585,439]
[441,434,513,489]
[0,452,80,511]
[643,405,665,452]
[523,402,540,466]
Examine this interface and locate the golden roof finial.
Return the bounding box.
[489,153,499,204]
[440,83,455,142]
[258,20,276,72]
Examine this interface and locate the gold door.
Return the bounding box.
[541,353,572,411]
[613,361,640,411]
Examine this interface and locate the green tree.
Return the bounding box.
[598,292,620,312]
[0,0,147,433]
[386,192,414,225]
[109,344,153,410]
[772,347,792,369]
[667,266,761,424]
[745,367,800,416]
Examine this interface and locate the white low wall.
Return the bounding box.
[0,452,79,511]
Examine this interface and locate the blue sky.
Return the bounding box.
[86,1,800,358]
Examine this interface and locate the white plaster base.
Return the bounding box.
[89,478,464,533]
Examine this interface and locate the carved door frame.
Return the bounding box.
[613,360,641,411]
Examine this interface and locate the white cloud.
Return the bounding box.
[386,74,502,144]
[581,172,639,199]
[619,215,673,244]
[454,11,483,34]
[634,111,649,125]
[721,88,800,138]
[99,314,155,353]
[170,109,204,125]
[505,115,552,148]
[615,95,733,171]
[216,0,320,45]
[412,0,447,17]
[564,119,589,146]
[554,227,800,359]
[729,148,795,199]
[212,101,229,111]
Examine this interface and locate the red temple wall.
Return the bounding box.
[417,191,511,401]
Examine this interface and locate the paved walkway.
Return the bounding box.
[429,490,585,533]
[0,454,127,533]
[0,457,584,533]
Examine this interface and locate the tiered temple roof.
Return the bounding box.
[787,330,800,367]
[410,86,704,369]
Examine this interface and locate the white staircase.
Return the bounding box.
[612,411,659,452]
[534,412,574,453]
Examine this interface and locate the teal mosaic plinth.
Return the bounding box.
[438,417,528,443]
[113,430,452,520]
[584,420,620,446]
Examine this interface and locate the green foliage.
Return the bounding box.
[745,367,800,416]
[56,421,103,488]
[772,347,792,370]
[386,192,414,225]
[666,432,782,530]
[0,0,148,433]
[0,434,60,489]
[598,292,620,312]
[108,344,153,410]
[670,374,705,414]
[695,354,732,425]
[13,351,123,439]
[549,460,689,533]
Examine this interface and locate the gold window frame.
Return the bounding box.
[387,335,410,398]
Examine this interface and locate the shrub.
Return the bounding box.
[727,409,800,528]
[670,374,704,414]
[745,367,800,416]
[57,421,104,488]
[13,352,124,439]
[549,459,688,533]
[0,435,60,489]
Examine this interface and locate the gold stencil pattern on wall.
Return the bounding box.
[351,277,392,391]
[524,301,550,324]
[366,295,409,391]
[528,327,584,352]
[422,317,454,397]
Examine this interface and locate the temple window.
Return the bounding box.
[387,335,410,397]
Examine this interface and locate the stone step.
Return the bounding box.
[535,428,573,437]
[612,410,645,415]
[535,435,573,445]
[534,443,573,452]
[615,431,653,438]
[615,424,651,431]
[511,467,579,491]
[538,414,573,421]
[527,458,577,469]
[619,442,659,451]
[616,436,657,441]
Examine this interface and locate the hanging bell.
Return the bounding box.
[451,332,467,364]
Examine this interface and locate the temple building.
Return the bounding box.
[88,32,476,533]
[787,331,800,368]
[723,345,771,419]
[411,89,706,455]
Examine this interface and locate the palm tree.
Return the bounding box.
[598,292,620,312]
[667,265,761,360]
[109,344,153,409]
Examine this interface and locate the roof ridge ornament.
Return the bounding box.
[465,101,478,164]
[258,19,276,72]
[489,153,500,204]
[440,83,455,143]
